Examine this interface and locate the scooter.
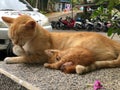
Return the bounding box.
[74,17,86,31]
[59,16,75,29]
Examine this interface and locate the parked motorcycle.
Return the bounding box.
[85,19,94,31]
[51,15,120,32]
[59,16,75,29]
[74,17,86,31]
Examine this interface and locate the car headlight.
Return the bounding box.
[0,21,8,28]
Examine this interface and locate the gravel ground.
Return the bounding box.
[0,73,27,90]
[0,61,120,90]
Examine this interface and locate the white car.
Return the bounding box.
[0,0,52,51]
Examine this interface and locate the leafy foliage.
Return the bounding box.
[91,0,120,38]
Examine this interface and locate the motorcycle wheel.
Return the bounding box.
[74,23,82,31]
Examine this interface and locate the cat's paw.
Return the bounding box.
[4,57,13,64]
[76,65,85,74]
[44,63,50,68]
[60,62,73,71]
[13,45,25,56]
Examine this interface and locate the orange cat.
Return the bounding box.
[44,47,95,73]
[2,15,120,74]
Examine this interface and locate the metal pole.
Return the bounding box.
[71,0,73,19]
[42,0,43,11]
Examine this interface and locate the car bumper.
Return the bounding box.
[0,28,8,39]
[0,28,9,50]
[43,25,53,32]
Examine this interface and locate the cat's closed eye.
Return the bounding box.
[56,56,61,61]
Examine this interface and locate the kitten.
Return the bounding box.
[44,47,95,73]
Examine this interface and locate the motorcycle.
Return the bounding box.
[85,19,94,31]
[74,17,86,31]
[59,16,75,29]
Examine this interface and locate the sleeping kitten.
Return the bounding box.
[44,47,95,73]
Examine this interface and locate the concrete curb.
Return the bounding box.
[0,68,39,90]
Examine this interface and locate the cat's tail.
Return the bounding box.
[76,53,120,74]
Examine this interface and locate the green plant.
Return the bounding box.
[91,0,120,38]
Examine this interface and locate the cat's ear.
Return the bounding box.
[25,20,36,29]
[1,16,14,26]
[44,49,60,57]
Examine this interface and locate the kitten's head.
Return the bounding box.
[44,49,62,62]
[2,15,36,46]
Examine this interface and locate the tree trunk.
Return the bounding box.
[35,0,38,8]
[83,0,87,14]
[47,0,55,12]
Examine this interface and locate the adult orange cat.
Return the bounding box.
[2,15,120,74]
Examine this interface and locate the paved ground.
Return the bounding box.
[47,10,82,22]
[1,61,120,90]
[0,73,27,90]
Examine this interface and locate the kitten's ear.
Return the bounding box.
[44,49,60,57]
[25,20,36,29]
[1,16,14,26]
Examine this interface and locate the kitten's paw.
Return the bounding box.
[44,63,50,68]
[76,65,85,74]
[60,62,73,72]
[4,57,13,64]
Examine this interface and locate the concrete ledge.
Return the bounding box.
[0,68,39,90]
[0,73,27,90]
[0,61,120,90]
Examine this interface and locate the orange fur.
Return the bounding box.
[2,15,120,74]
[44,47,95,73]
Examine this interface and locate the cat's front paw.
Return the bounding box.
[44,63,50,68]
[4,57,14,64]
[44,63,59,69]
[76,65,85,74]
[60,62,73,70]
[13,45,25,56]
